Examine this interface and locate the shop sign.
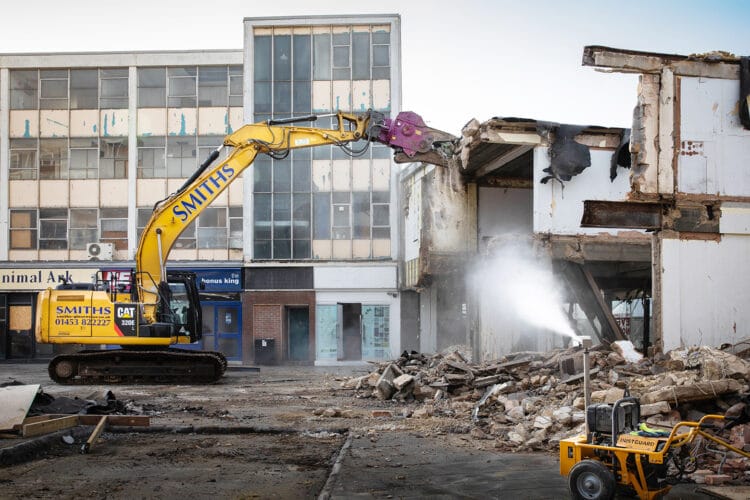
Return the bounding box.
[0,268,98,291]
[171,268,242,292]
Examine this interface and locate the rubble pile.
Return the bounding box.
[342,343,750,466]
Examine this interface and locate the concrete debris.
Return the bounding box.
[343,345,750,471]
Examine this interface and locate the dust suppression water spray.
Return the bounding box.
[473,241,582,345]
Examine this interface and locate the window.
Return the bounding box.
[313,33,331,80]
[39,209,68,250]
[39,139,68,180]
[332,192,351,240]
[198,66,228,107]
[197,207,227,249]
[138,68,166,107]
[137,136,166,178]
[40,70,68,110]
[372,191,390,238]
[228,66,243,107]
[69,208,98,250]
[352,192,370,238]
[352,31,370,80]
[99,68,128,108]
[229,206,243,249]
[168,67,197,107]
[100,208,128,250]
[372,29,391,79]
[10,70,38,110]
[69,138,99,179]
[167,136,196,177]
[9,139,37,180]
[332,31,351,80]
[70,69,98,109]
[99,138,128,179]
[10,210,37,249]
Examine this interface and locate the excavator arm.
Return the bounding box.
[35,109,455,383]
[136,110,455,323]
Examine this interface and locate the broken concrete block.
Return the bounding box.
[412,406,434,419]
[703,474,731,486]
[506,406,525,421]
[322,407,341,418]
[640,379,743,405]
[533,415,552,430]
[552,406,573,426]
[640,401,671,417]
[393,374,415,391]
[375,364,400,400]
[371,410,393,418]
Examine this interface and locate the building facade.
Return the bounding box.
[0,14,404,364]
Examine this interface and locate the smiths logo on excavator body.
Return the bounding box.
[172,164,235,222]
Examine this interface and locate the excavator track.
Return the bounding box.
[48,348,227,385]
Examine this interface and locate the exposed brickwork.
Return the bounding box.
[242,291,316,364]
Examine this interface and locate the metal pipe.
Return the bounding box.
[580,336,593,438]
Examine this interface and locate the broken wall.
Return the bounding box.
[533,148,635,234]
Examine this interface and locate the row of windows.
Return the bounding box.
[9,207,242,251]
[9,66,242,110]
[254,29,390,83]
[9,135,227,180]
[253,191,390,260]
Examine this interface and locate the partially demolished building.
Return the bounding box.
[400,46,749,361]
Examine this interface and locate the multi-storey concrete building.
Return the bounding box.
[0,14,403,365]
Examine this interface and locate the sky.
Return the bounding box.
[1,0,748,135]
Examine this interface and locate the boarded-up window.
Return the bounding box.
[9,306,32,331]
[10,210,37,249]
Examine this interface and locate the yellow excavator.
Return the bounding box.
[34,110,455,384]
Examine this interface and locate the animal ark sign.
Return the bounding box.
[0,268,98,291]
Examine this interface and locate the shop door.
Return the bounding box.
[287,307,309,362]
[196,302,241,362]
[337,303,362,361]
[8,294,35,359]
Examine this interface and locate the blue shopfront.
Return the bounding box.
[177,268,243,362]
[101,267,243,362]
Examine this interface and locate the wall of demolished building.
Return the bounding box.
[586,47,750,353]
[533,148,634,234]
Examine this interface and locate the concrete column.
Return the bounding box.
[0,68,9,260]
[127,66,138,259]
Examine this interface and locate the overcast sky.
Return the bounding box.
[2,0,748,134]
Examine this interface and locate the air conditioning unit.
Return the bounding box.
[86,242,114,261]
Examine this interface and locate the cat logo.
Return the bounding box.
[117,306,136,319]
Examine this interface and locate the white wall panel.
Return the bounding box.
[660,236,750,351]
[352,81,370,112]
[39,110,68,137]
[9,110,37,138]
[679,76,750,196]
[69,180,98,207]
[315,265,397,289]
[198,108,229,135]
[39,180,68,207]
[167,108,197,136]
[332,81,351,112]
[372,80,390,111]
[136,179,167,206]
[8,180,38,207]
[137,109,166,136]
[312,81,331,113]
[99,110,128,137]
[70,110,98,137]
[99,180,128,207]
[533,147,635,235]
